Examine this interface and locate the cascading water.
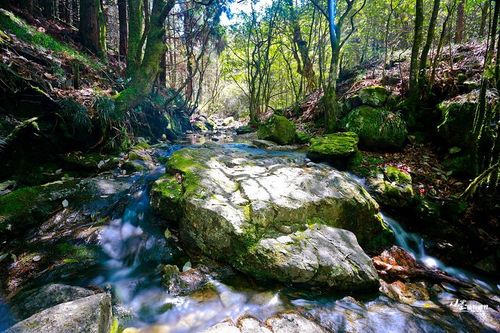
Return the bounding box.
[3,142,497,332]
[381,214,499,292]
[92,144,288,330]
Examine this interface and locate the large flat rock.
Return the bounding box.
[152,146,391,290]
[4,293,112,333]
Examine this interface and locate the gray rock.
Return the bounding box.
[305,296,493,333]
[4,293,112,333]
[266,313,327,333]
[10,283,95,320]
[202,314,326,333]
[153,147,390,290]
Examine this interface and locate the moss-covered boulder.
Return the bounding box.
[150,175,183,221]
[367,166,414,209]
[257,115,296,145]
[342,106,407,150]
[437,90,498,149]
[0,181,81,235]
[307,132,358,167]
[358,86,391,107]
[345,86,391,110]
[151,146,393,290]
[296,131,312,144]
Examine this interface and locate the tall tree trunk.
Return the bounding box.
[158,26,167,87]
[323,0,340,133]
[285,0,316,94]
[479,2,488,38]
[183,0,194,102]
[59,0,72,23]
[127,0,144,77]
[408,0,424,123]
[42,0,56,18]
[79,0,105,57]
[115,0,175,113]
[117,0,128,61]
[72,0,79,25]
[383,0,395,78]
[21,0,35,13]
[430,1,455,88]
[418,0,440,86]
[454,0,465,43]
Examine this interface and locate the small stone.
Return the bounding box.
[182,261,192,272]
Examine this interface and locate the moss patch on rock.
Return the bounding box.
[307,132,358,168]
[150,175,183,222]
[257,115,296,145]
[342,106,407,150]
[385,165,411,184]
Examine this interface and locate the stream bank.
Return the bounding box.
[0,136,498,333]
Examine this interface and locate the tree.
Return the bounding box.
[312,0,366,132]
[285,0,316,94]
[42,0,56,18]
[454,0,465,43]
[115,0,176,112]
[408,0,424,120]
[417,0,440,96]
[126,0,144,77]
[118,0,128,61]
[79,0,106,57]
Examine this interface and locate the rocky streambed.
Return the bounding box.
[0,141,498,333]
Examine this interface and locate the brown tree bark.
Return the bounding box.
[79,0,105,57]
[285,0,316,94]
[115,0,176,113]
[479,2,488,37]
[72,0,79,25]
[117,0,128,61]
[42,0,56,18]
[182,0,194,102]
[454,0,465,43]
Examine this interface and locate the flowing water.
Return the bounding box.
[2,142,499,332]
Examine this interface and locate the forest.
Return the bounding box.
[0,0,498,332]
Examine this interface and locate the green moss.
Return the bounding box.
[365,214,394,254]
[437,95,477,149]
[358,86,390,107]
[153,176,183,202]
[54,242,101,263]
[385,166,412,184]
[0,9,101,69]
[307,132,359,166]
[342,106,407,150]
[243,204,252,221]
[296,131,312,144]
[442,153,474,177]
[0,186,48,232]
[257,115,296,145]
[167,150,205,173]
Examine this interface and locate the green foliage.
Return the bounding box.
[58,98,92,135]
[95,96,121,130]
[0,9,100,69]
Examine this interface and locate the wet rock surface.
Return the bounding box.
[9,283,96,320]
[4,293,112,333]
[152,145,389,289]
